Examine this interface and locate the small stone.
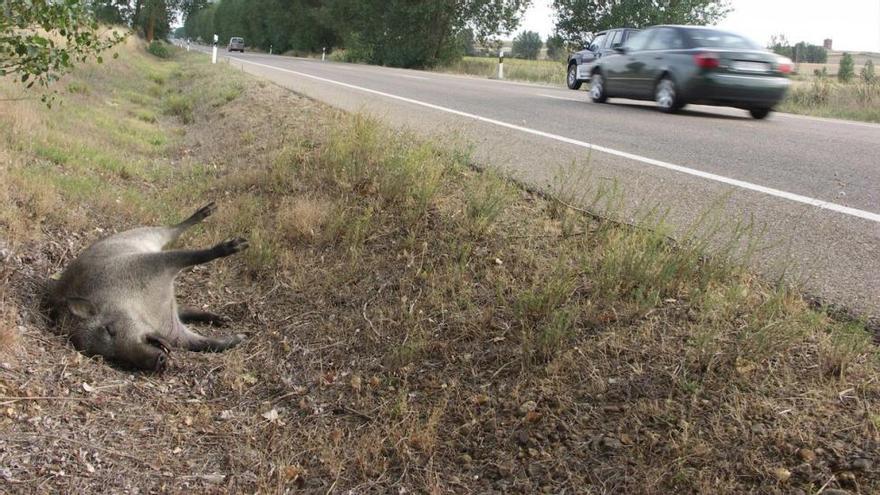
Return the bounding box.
[852,458,871,471]
[798,448,817,463]
[515,431,529,446]
[837,471,857,487]
[770,467,791,482]
[460,453,473,464]
[519,400,537,414]
[600,436,623,450]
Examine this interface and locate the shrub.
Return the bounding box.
[861,59,876,84]
[147,40,172,59]
[838,52,854,83]
[162,94,194,123]
[512,31,542,60]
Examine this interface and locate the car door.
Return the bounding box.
[608,29,655,96]
[578,32,607,79]
[630,28,683,98]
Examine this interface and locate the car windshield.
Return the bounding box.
[686,29,760,49]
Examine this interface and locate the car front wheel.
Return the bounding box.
[749,108,771,119]
[655,77,683,113]
[590,73,607,103]
[567,64,582,90]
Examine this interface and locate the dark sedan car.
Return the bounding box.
[566,28,640,89]
[588,25,792,119]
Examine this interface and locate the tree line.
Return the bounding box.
[180,0,731,67]
[183,0,529,68]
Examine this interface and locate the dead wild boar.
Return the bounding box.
[46,202,247,371]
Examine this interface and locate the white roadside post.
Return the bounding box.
[269,45,273,55]
[498,49,504,80]
[212,34,218,64]
[322,47,326,61]
[186,40,190,52]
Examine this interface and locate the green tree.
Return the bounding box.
[545,34,566,61]
[512,30,542,59]
[132,0,180,42]
[861,59,876,84]
[459,28,478,56]
[791,41,826,63]
[320,0,529,67]
[838,52,855,83]
[552,0,730,46]
[1,0,124,95]
[90,0,133,25]
[768,34,792,59]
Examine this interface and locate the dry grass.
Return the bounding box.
[0,39,878,494]
[779,78,880,122]
[436,56,566,85]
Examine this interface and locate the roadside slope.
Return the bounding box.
[1,41,878,494]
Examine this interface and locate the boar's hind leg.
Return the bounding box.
[155,202,218,249]
[180,327,244,352]
[176,202,217,230]
[152,237,249,271]
[178,308,229,326]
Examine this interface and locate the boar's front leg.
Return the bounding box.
[178,308,229,326]
[179,326,244,352]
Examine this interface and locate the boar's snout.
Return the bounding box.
[135,334,171,373]
[154,352,168,372]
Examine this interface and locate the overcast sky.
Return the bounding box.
[519,0,880,52]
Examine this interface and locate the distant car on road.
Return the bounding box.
[567,28,641,89]
[227,37,245,53]
[588,25,792,119]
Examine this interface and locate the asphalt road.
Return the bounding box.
[190,45,880,317]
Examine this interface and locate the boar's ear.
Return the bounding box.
[67,297,97,319]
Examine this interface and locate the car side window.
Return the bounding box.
[589,33,607,52]
[624,29,654,51]
[645,28,682,50]
[608,30,623,48]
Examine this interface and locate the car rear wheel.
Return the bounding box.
[655,77,682,113]
[749,108,771,119]
[590,73,607,103]
[567,64,582,90]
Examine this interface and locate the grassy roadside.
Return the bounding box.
[435,56,567,86]
[1,40,879,493]
[778,78,880,122]
[435,56,880,123]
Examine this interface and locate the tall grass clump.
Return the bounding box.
[318,115,452,223]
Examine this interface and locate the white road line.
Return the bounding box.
[538,93,583,102]
[774,111,880,129]
[233,56,880,224]
[395,74,430,80]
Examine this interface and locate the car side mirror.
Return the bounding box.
[613,45,628,54]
